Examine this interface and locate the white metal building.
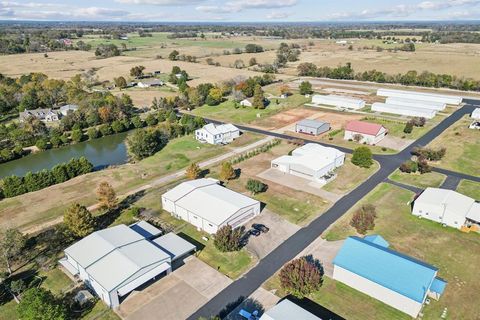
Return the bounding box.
[260,299,321,320]
[271,143,345,184]
[240,99,253,107]
[162,178,261,234]
[412,188,480,229]
[59,223,195,308]
[295,119,330,136]
[385,97,446,111]
[195,123,240,145]
[377,88,462,106]
[344,120,388,145]
[311,94,366,110]
[472,108,480,119]
[372,102,437,119]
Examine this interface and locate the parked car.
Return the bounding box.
[469,121,480,130]
[252,223,269,233]
[249,229,261,237]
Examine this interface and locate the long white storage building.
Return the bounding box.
[312,94,366,110]
[385,97,446,111]
[377,88,462,106]
[372,102,437,119]
[162,178,261,234]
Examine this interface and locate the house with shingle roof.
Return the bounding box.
[344,120,388,145]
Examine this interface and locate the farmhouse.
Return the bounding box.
[195,123,240,145]
[412,188,480,230]
[19,108,59,122]
[312,94,366,110]
[240,99,253,107]
[377,88,462,106]
[271,143,345,184]
[385,97,446,111]
[295,119,330,136]
[137,79,164,88]
[59,223,195,308]
[472,108,480,119]
[259,299,321,320]
[161,178,261,234]
[344,120,388,145]
[333,235,446,318]
[371,102,437,119]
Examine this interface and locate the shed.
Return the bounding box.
[312,94,365,110]
[372,102,437,119]
[377,88,462,106]
[152,233,196,261]
[295,119,330,136]
[240,99,253,107]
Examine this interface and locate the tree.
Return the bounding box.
[279,256,323,298]
[63,203,95,238]
[351,146,373,168]
[246,179,268,195]
[169,50,179,60]
[404,121,414,134]
[185,163,201,180]
[214,225,243,252]
[17,288,67,320]
[0,228,26,275]
[279,84,291,96]
[249,57,257,66]
[252,84,265,109]
[87,128,99,140]
[219,162,235,181]
[206,87,223,106]
[126,128,168,161]
[350,204,377,234]
[114,76,127,89]
[233,59,244,69]
[299,81,313,95]
[111,120,125,133]
[96,181,117,210]
[129,65,145,78]
[71,128,83,143]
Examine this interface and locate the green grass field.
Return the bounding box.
[363,117,434,139]
[456,179,480,200]
[389,170,446,189]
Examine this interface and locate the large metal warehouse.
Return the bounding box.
[372,102,437,119]
[312,94,366,110]
[385,97,446,111]
[295,119,330,136]
[377,88,462,105]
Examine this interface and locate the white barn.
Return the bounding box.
[59,223,195,308]
[271,143,345,184]
[333,235,446,318]
[385,97,446,111]
[412,188,480,229]
[377,88,462,106]
[311,94,366,110]
[344,120,388,145]
[372,102,437,119]
[161,178,261,234]
[472,108,480,119]
[195,123,240,145]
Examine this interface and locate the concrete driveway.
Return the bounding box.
[297,237,344,277]
[225,287,280,320]
[245,209,300,259]
[376,135,414,151]
[116,257,232,320]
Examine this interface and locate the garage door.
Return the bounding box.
[289,169,313,180]
[117,262,171,297]
[229,209,255,228]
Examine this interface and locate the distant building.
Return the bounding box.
[412,188,480,229]
[377,88,462,106]
[333,235,446,318]
[240,99,253,107]
[259,299,321,320]
[19,109,59,122]
[195,123,240,145]
[344,120,388,145]
[295,119,330,136]
[59,104,79,116]
[371,102,437,119]
[137,79,164,88]
[312,94,365,110]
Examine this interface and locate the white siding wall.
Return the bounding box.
[377,89,462,105]
[372,103,437,119]
[333,266,423,318]
[312,95,365,109]
[386,97,446,111]
[412,202,464,229]
[344,130,384,145]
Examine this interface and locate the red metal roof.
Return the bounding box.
[345,120,387,136]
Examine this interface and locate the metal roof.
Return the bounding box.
[363,235,389,248]
[333,236,439,303]
[130,221,162,239]
[297,119,329,129]
[153,233,196,260]
[162,178,219,203]
[200,123,239,136]
[345,120,386,136]
[273,143,345,172]
[260,299,321,320]
[430,278,447,295]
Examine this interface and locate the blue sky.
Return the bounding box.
[1,0,480,21]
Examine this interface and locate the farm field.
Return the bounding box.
[428,115,480,176]
[323,183,480,320]
[389,170,447,189]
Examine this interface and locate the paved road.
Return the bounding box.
[384,179,423,194]
[440,175,462,191]
[188,101,478,319]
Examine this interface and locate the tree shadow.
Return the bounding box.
[234,168,242,179]
[222,297,266,320]
[95,190,146,229]
[282,295,345,320]
[199,168,210,178]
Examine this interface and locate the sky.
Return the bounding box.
[1,0,480,22]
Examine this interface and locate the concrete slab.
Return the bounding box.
[297,237,344,278]
[376,135,414,151]
[246,210,300,259]
[225,287,281,320]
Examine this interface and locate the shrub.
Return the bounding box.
[351,146,373,168]
[350,204,377,234]
[35,138,49,150]
[17,288,67,320]
[71,129,84,142]
[214,225,243,252]
[87,128,100,140]
[399,160,418,173]
[403,121,414,134]
[279,256,323,298]
[246,179,268,195]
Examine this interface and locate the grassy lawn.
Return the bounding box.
[456,179,480,200]
[428,115,480,176]
[323,183,480,320]
[0,301,17,320]
[326,132,397,154]
[323,155,380,195]
[39,268,74,295]
[363,116,434,140]
[82,301,121,320]
[389,169,446,189]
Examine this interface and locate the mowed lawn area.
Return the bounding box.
[456,179,480,200]
[428,115,480,176]
[323,183,480,320]
[389,170,446,189]
[363,116,437,140]
[0,133,262,231]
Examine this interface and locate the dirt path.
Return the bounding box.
[21,137,274,235]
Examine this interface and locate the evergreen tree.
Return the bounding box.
[219,162,236,181]
[96,181,117,210]
[63,203,95,238]
[252,84,265,109]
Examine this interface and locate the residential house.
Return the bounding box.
[333,235,446,318]
[195,123,240,145]
[344,120,388,145]
[295,119,330,136]
[59,223,195,308]
[412,188,480,229]
[19,109,59,122]
[161,178,261,234]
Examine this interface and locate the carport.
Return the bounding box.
[153,233,196,261]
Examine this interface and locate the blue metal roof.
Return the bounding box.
[333,236,439,303]
[364,235,390,248]
[430,278,447,295]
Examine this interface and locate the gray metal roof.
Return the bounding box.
[153,233,196,260]
[260,300,321,320]
[130,221,162,239]
[297,119,329,129]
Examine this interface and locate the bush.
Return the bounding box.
[214,225,243,252]
[17,287,67,320]
[99,124,113,136]
[399,160,418,173]
[35,138,49,150]
[411,147,446,161]
[403,121,414,134]
[350,204,377,234]
[279,256,323,298]
[351,146,373,168]
[87,128,100,140]
[71,129,84,143]
[246,179,268,195]
[126,128,168,161]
